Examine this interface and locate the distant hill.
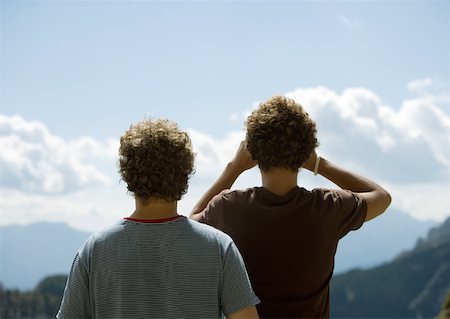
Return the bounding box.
[0,222,90,290]
[0,275,66,318]
[335,209,436,273]
[331,217,450,318]
[0,217,448,318]
[0,211,437,290]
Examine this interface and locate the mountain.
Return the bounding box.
[0,211,437,290]
[1,217,448,318]
[0,222,90,290]
[331,216,450,318]
[335,209,436,273]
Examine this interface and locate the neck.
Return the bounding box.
[261,168,298,196]
[130,197,178,220]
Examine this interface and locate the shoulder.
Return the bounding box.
[199,188,259,227]
[76,220,125,259]
[311,188,367,214]
[216,187,257,203]
[185,218,233,244]
[86,220,125,244]
[183,218,237,264]
[311,188,361,202]
[203,188,256,215]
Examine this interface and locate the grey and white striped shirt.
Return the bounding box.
[57,216,259,318]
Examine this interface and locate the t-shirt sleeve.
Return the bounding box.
[327,189,367,239]
[57,252,91,318]
[220,241,260,316]
[197,191,227,228]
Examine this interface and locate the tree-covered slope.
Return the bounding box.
[331,217,450,318]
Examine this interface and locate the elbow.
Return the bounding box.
[383,189,392,211]
[364,189,392,222]
[378,189,392,215]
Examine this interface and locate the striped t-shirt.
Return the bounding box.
[57,216,260,318]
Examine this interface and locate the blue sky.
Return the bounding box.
[2,1,448,139]
[0,0,449,232]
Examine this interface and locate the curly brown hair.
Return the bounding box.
[246,95,319,171]
[118,118,194,201]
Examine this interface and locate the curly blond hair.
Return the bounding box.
[118,118,194,201]
[246,95,318,171]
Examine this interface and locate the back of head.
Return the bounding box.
[118,118,194,201]
[246,95,318,171]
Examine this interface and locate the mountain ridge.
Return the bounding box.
[334,209,436,273]
[0,211,439,290]
[331,216,450,318]
[0,222,91,290]
[0,216,448,318]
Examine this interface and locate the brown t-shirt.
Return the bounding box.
[198,186,367,318]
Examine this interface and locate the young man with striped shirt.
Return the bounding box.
[57,118,260,319]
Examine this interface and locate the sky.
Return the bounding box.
[0,0,449,233]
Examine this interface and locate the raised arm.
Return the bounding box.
[190,141,257,220]
[303,151,391,221]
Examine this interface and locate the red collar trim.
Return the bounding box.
[124,215,182,224]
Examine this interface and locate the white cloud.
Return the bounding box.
[0,187,132,233]
[0,115,117,194]
[225,80,450,222]
[188,129,244,176]
[303,81,450,219]
[390,182,450,222]
[284,81,450,183]
[1,80,449,232]
[0,116,127,232]
[407,78,433,94]
[338,14,360,28]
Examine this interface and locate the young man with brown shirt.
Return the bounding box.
[191,96,391,318]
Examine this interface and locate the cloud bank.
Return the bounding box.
[1,79,448,231]
[285,83,449,183]
[0,115,118,194]
[284,81,449,221]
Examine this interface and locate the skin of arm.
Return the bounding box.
[190,141,256,219]
[227,305,260,319]
[191,141,391,222]
[303,151,392,221]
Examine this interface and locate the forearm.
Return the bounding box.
[317,157,381,192]
[190,162,242,216]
